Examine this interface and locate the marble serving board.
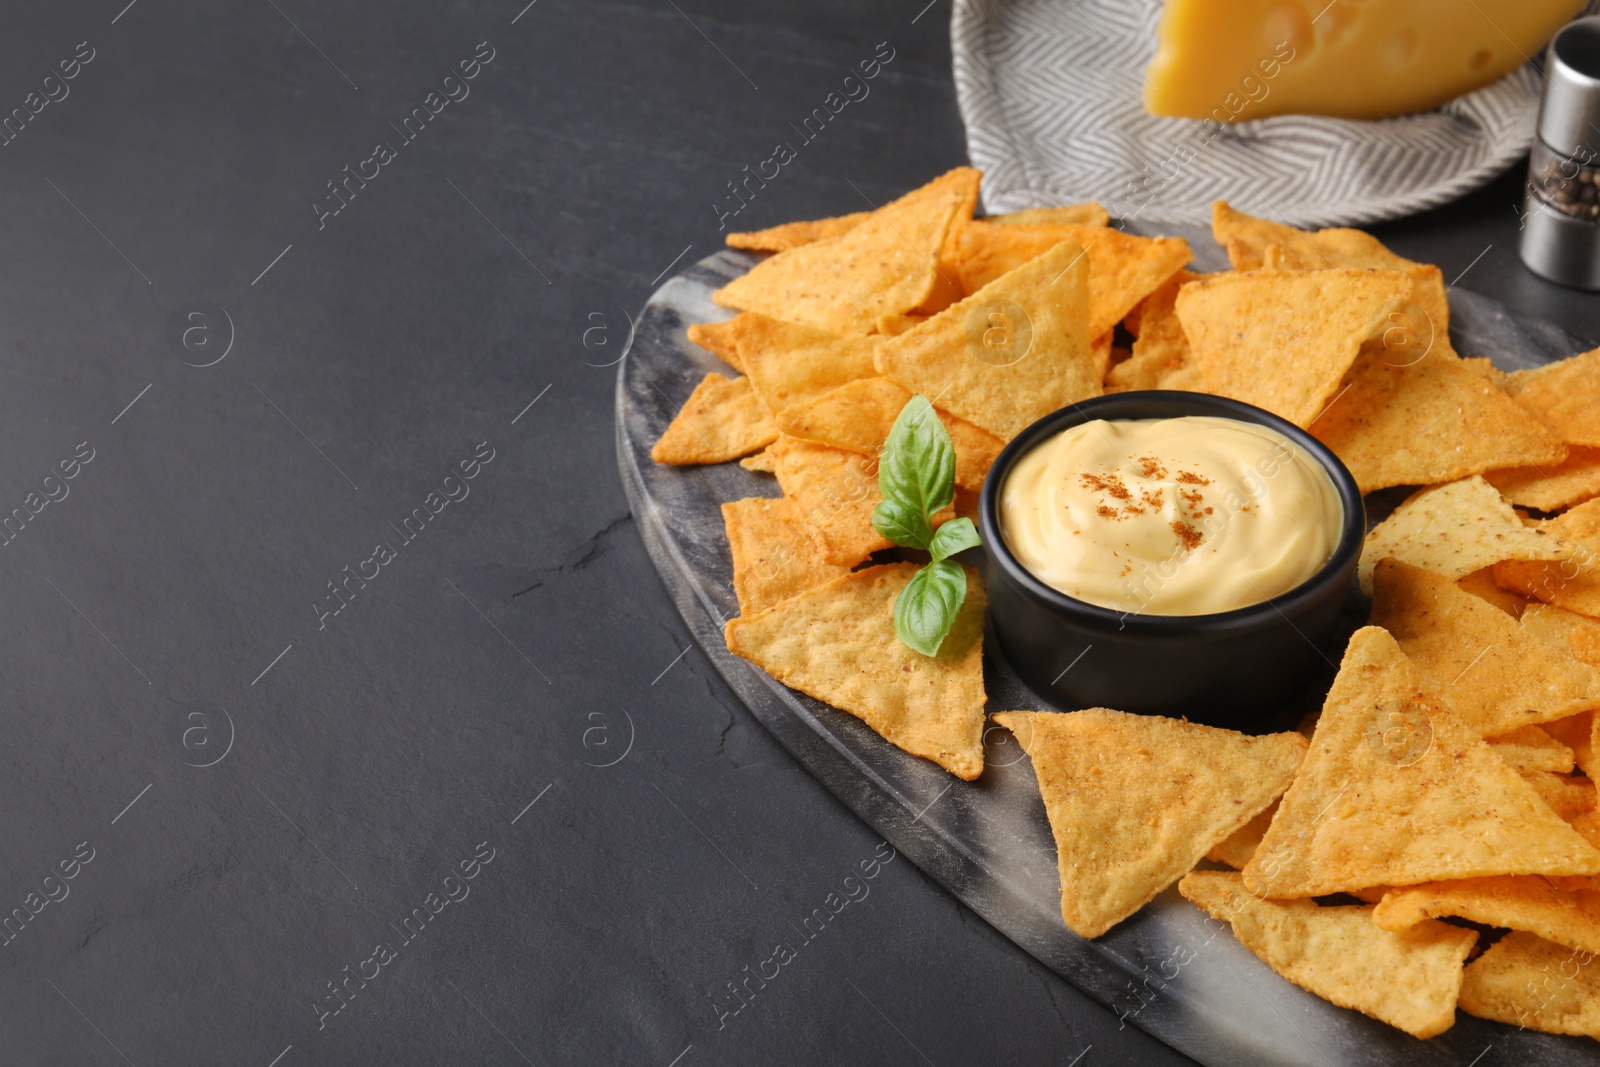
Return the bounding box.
[615,228,1596,1066]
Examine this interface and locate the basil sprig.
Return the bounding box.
[871,395,981,656]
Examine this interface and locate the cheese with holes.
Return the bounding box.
[1145,0,1586,122]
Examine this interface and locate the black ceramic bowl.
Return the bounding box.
[977,391,1365,730]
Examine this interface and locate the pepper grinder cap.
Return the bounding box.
[1539,17,1600,158]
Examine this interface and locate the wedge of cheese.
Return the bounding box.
[1145,0,1585,122]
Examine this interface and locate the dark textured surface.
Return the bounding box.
[0,2,1595,1065]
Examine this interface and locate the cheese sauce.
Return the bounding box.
[999,417,1341,615]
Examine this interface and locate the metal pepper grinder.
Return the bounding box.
[1521,17,1600,288]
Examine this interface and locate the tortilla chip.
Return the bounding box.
[934,416,1006,493]
[1088,331,1112,381]
[1495,497,1600,617]
[992,709,1305,938]
[651,373,778,464]
[947,487,976,524]
[1312,345,1569,494]
[1488,724,1577,774]
[1525,771,1600,857]
[774,377,906,457]
[770,441,894,566]
[1157,362,1209,392]
[1459,931,1600,1038]
[1206,800,1278,869]
[1176,269,1411,428]
[1522,602,1600,668]
[1369,559,1600,736]
[713,171,969,334]
[1375,876,1600,955]
[991,203,1111,228]
[1539,764,1598,816]
[1105,270,1196,392]
[1359,476,1570,596]
[1544,713,1600,779]
[875,312,931,337]
[687,317,747,373]
[1460,356,1512,390]
[721,498,849,616]
[956,222,1190,339]
[876,240,1100,440]
[774,377,1002,490]
[1457,566,1532,616]
[1212,200,1347,272]
[1487,446,1600,512]
[1257,245,1291,270]
[1241,627,1600,898]
[740,448,776,473]
[1505,346,1600,447]
[1179,869,1475,1039]
[1210,201,1449,338]
[922,170,983,317]
[724,563,987,779]
[725,211,874,253]
[735,315,881,416]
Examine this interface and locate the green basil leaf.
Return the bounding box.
[872,499,932,552]
[877,395,955,541]
[893,560,967,657]
[927,517,981,562]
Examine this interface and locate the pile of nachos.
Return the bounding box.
[649,167,1600,1042]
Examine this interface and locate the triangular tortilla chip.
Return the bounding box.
[956,222,1190,339]
[1495,497,1600,617]
[1180,869,1475,1039]
[733,314,879,416]
[1526,769,1598,823]
[651,373,777,465]
[1460,931,1600,1038]
[1105,269,1197,393]
[1460,355,1512,389]
[991,203,1110,228]
[725,211,874,253]
[1505,347,1600,447]
[1359,476,1570,595]
[1088,331,1112,381]
[1176,269,1411,428]
[739,448,776,473]
[1369,559,1600,736]
[686,317,747,372]
[920,169,983,318]
[1457,566,1532,616]
[1206,800,1278,869]
[991,709,1305,938]
[725,563,987,778]
[770,441,893,566]
[1374,875,1600,954]
[1544,712,1600,779]
[722,497,850,615]
[713,171,968,334]
[775,376,909,457]
[876,240,1100,440]
[875,311,931,337]
[1210,200,1449,339]
[1312,345,1568,494]
[724,169,984,266]
[773,377,1002,490]
[1488,725,1576,774]
[1241,627,1600,898]
[1522,602,1600,668]
[1487,446,1600,512]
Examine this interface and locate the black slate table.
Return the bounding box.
[0,3,1594,1065]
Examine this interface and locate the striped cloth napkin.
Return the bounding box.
[951,0,1586,227]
